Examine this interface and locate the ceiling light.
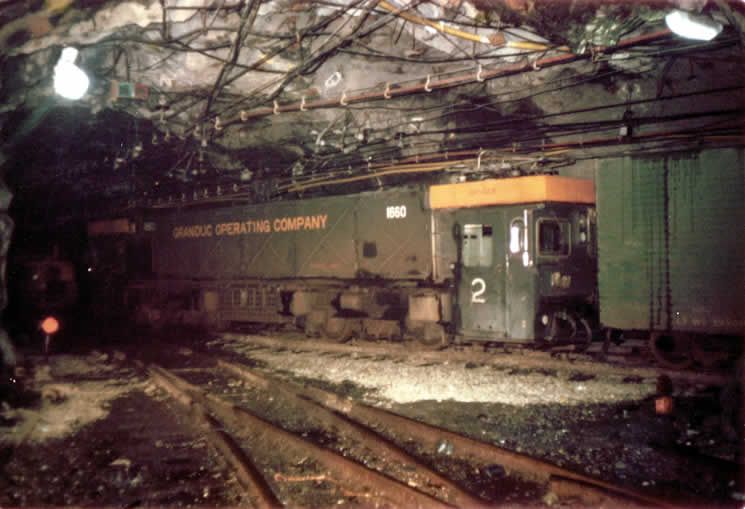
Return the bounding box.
[53,47,89,100]
[665,9,723,41]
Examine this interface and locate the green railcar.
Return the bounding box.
[597,148,744,366]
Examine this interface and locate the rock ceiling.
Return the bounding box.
[0,0,743,219]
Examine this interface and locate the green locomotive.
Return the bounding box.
[111,175,598,346]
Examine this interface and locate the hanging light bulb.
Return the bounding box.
[665,9,723,41]
[54,47,90,100]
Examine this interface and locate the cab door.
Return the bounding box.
[455,218,507,339]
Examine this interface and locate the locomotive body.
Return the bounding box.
[131,175,597,345]
[87,217,154,319]
[430,177,596,343]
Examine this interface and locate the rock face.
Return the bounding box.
[0,1,742,216]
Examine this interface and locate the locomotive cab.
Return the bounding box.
[529,204,597,344]
[430,176,597,345]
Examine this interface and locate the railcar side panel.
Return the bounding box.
[597,148,745,334]
[153,198,355,279]
[356,189,433,280]
[153,188,435,282]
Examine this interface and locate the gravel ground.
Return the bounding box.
[0,350,239,507]
[0,332,740,507]
[1,353,140,444]
[220,339,658,406]
[212,334,743,505]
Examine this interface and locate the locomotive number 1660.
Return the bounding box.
[386,205,407,219]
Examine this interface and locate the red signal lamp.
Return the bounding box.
[655,395,673,415]
[41,316,60,335]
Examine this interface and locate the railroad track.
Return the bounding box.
[216,332,732,387]
[137,352,684,507]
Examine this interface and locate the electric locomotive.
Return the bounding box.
[112,174,597,346]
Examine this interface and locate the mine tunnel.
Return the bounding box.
[0,0,743,506]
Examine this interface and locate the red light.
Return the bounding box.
[41,316,60,335]
[655,396,673,415]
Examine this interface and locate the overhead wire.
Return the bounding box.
[66,1,742,204]
[202,0,262,119]
[131,119,743,209]
[110,2,732,157]
[294,102,743,178]
[217,28,675,125]
[276,123,743,194]
[265,35,740,170]
[198,0,426,130]
[296,59,659,168]
[161,0,369,122]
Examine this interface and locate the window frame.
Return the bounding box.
[462,223,494,268]
[535,217,572,259]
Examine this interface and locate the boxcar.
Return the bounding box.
[597,148,744,367]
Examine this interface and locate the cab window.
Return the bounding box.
[537,219,570,257]
[462,224,493,267]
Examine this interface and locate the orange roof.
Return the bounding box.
[428,175,595,209]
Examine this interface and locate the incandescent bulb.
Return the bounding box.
[54,47,89,100]
[665,9,723,41]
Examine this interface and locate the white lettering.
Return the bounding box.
[386,205,407,219]
[471,278,486,303]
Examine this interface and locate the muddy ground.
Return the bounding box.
[0,330,742,507]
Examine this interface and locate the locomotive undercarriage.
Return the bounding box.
[129,278,452,346]
[535,298,597,351]
[129,277,603,349]
[123,278,740,369]
[288,282,451,345]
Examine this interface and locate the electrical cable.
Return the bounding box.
[278,123,743,193]
[295,105,743,178]
[273,42,739,167]
[105,119,743,211]
[202,0,262,119]
[162,0,369,122]
[194,0,426,132]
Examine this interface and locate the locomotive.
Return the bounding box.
[92,175,598,346]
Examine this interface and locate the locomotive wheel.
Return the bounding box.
[545,311,589,346]
[416,323,446,347]
[572,317,593,352]
[324,317,354,343]
[649,332,694,370]
[302,317,321,338]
